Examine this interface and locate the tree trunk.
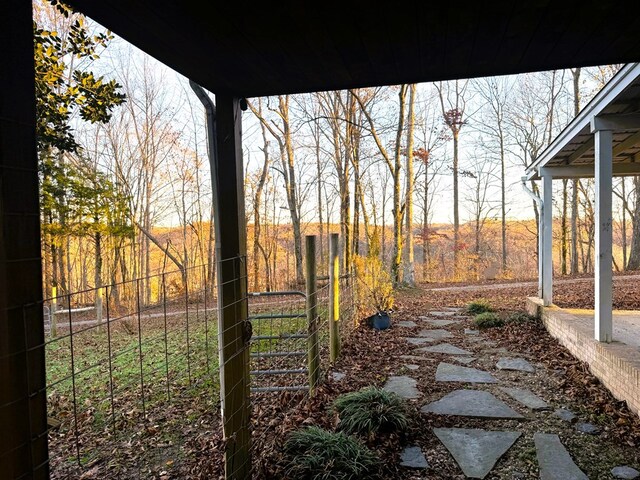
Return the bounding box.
[403,84,416,286]
[561,179,568,274]
[499,129,507,273]
[423,158,430,282]
[626,176,640,270]
[391,86,408,284]
[452,130,459,273]
[622,178,628,269]
[570,68,581,274]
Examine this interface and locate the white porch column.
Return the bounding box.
[594,128,613,342]
[538,213,544,299]
[542,174,553,306]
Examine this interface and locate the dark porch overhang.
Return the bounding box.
[66,1,640,98]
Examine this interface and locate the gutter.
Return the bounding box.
[521,176,541,207]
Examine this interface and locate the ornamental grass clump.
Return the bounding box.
[466,299,493,315]
[473,311,504,329]
[283,426,379,479]
[333,387,409,437]
[505,311,537,324]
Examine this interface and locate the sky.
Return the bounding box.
[76,13,626,230]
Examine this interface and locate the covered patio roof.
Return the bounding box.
[523,63,640,346]
[66,1,640,98]
[526,63,640,180]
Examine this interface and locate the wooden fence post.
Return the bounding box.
[214,94,251,479]
[306,235,320,393]
[51,286,57,338]
[329,233,340,362]
[96,287,103,333]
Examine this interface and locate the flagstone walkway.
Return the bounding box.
[381,307,638,479]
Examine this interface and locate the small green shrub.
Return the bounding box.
[284,426,379,479]
[466,299,493,315]
[505,311,537,324]
[333,387,409,436]
[473,312,504,329]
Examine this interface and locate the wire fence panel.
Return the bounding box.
[8,238,361,479]
[42,264,222,479]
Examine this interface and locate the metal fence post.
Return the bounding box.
[329,233,340,362]
[306,235,320,393]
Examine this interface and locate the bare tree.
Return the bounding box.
[436,80,469,275]
[353,86,408,284]
[403,84,417,285]
[249,96,305,285]
[475,76,510,273]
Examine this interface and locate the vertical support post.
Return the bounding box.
[0,1,49,477]
[329,233,340,362]
[594,128,613,342]
[51,286,58,338]
[538,215,544,299]
[306,235,320,392]
[214,94,250,479]
[542,174,553,306]
[95,287,103,333]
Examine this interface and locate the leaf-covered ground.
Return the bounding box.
[50,280,640,478]
[251,283,640,479]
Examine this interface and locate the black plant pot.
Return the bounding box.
[368,311,391,330]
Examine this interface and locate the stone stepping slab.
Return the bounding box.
[496,357,535,373]
[404,364,420,371]
[612,466,640,479]
[434,428,521,479]
[428,311,460,316]
[383,375,421,399]
[397,320,418,328]
[436,362,498,383]
[534,433,588,480]
[422,318,458,327]
[499,387,550,411]
[422,389,523,419]
[400,445,429,469]
[553,408,577,423]
[416,343,472,355]
[465,328,480,335]
[416,329,454,340]
[405,337,434,345]
[575,422,600,435]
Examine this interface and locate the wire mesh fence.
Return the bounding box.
[43,264,220,478]
[4,235,362,479]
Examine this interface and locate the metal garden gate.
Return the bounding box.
[248,290,310,393]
